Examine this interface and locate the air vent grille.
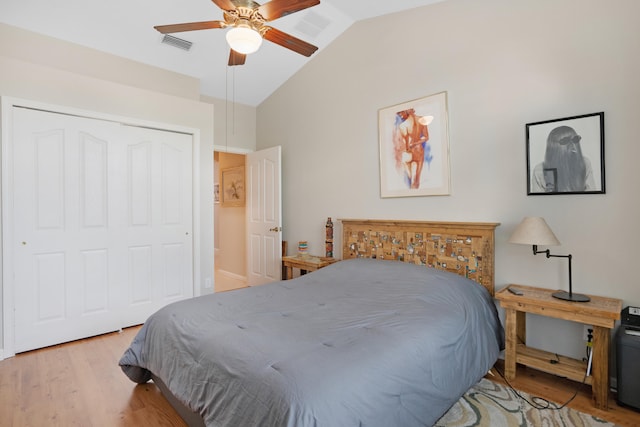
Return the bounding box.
[161,34,193,51]
[294,11,330,39]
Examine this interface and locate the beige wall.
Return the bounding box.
[257,0,640,361]
[203,95,256,153]
[0,24,200,100]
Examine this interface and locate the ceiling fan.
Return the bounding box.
[154,0,320,66]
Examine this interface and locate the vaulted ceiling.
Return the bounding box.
[0,0,446,106]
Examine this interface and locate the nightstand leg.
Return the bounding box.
[591,326,610,410]
[504,308,518,380]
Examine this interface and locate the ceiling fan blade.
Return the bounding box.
[257,0,320,21]
[211,0,237,12]
[263,27,318,57]
[228,49,247,66]
[154,21,225,34]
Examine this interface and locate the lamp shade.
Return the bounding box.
[508,217,561,246]
[226,25,262,54]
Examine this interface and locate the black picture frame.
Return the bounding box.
[526,112,605,195]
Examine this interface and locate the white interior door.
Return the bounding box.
[8,107,193,353]
[246,146,282,286]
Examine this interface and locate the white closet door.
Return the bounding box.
[118,126,193,327]
[12,108,123,352]
[10,108,193,353]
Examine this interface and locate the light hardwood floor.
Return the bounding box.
[0,326,186,427]
[490,359,640,427]
[1,326,639,426]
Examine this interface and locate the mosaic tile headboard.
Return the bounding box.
[340,219,500,296]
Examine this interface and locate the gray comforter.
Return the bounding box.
[120,258,504,427]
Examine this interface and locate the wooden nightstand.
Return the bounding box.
[496,284,621,410]
[282,255,338,280]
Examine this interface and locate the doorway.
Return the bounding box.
[213,146,283,291]
[214,151,248,292]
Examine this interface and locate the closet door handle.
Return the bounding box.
[269,227,282,232]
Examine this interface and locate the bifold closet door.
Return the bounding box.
[117,125,193,328]
[10,107,193,353]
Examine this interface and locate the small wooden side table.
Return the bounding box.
[282,255,338,280]
[496,284,621,410]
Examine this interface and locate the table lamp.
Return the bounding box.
[508,217,590,302]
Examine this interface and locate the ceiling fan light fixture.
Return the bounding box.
[226,25,263,54]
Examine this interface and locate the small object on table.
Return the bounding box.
[325,217,334,257]
[507,286,523,295]
[298,241,308,257]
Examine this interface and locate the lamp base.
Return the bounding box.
[552,290,591,302]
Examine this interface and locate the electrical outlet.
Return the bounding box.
[583,324,593,342]
[205,277,212,289]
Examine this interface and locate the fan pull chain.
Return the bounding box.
[225,66,228,151]
[224,65,237,152]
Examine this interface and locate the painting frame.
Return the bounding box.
[526,112,605,195]
[378,91,450,198]
[221,166,245,207]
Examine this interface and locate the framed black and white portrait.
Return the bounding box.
[526,112,605,195]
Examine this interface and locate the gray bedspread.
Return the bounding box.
[120,258,504,427]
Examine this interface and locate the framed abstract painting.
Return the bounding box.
[378,91,450,198]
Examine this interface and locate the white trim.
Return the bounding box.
[192,128,202,297]
[213,144,252,154]
[1,97,15,360]
[1,96,202,358]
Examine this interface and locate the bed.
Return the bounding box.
[120,220,504,427]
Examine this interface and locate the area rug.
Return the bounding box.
[435,378,618,427]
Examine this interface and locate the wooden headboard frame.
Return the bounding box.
[340,219,500,296]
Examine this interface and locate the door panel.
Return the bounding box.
[35,252,66,322]
[35,130,65,229]
[129,245,153,305]
[81,249,109,314]
[128,142,152,225]
[163,242,188,297]
[80,133,108,228]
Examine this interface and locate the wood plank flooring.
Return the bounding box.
[1,326,639,426]
[489,359,640,427]
[0,326,186,427]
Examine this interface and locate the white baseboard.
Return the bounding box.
[216,269,247,282]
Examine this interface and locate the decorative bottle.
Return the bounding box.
[325,217,334,257]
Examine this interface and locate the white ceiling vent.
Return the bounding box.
[294,11,331,39]
[161,34,193,51]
